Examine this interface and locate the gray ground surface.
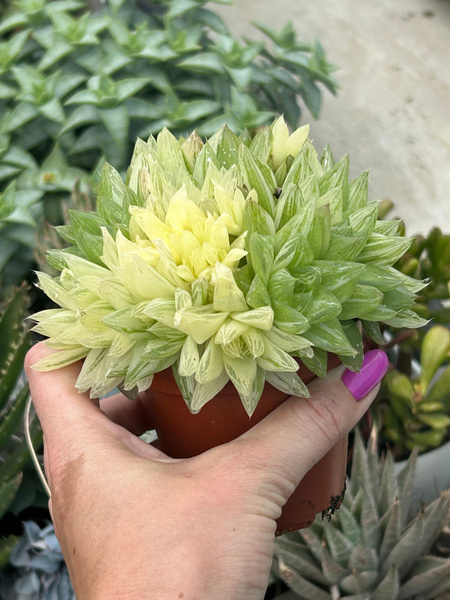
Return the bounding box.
[216,0,450,236]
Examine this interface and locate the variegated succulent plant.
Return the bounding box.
[32,117,426,414]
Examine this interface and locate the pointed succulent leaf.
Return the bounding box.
[303,318,356,356]
[257,337,299,372]
[321,543,350,584]
[246,275,272,309]
[382,309,428,329]
[371,566,400,600]
[273,183,303,229]
[190,371,229,413]
[32,346,89,372]
[324,524,355,566]
[398,556,450,600]
[237,364,265,416]
[0,385,29,450]
[239,144,276,215]
[348,201,378,234]
[268,269,295,304]
[356,234,411,266]
[348,542,378,572]
[378,452,397,516]
[265,370,309,397]
[360,303,397,322]
[275,537,327,585]
[304,203,331,259]
[360,487,382,549]
[347,171,369,211]
[231,307,274,330]
[317,185,344,225]
[303,287,341,324]
[314,260,365,302]
[340,570,379,595]
[277,557,331,600]
[273,301,310,335]
[338,320,364,372]
[243,198,275,238]
[212,263,248,312]
[319,154,349,198]
[335,503,361,546]
[0,417,42,482]
[248,233,274,286]
[339,284,384,320]
[300,347,328,378]
[361,320,385,345]
[0,473,23,521]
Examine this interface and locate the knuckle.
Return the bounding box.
[296,391,347,446]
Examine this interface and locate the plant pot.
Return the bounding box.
[143,354,347,535]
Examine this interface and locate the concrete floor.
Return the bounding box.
[216,0,450,236]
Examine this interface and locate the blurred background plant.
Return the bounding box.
[0,521,74,600]
[0,285,44,570]
[273,430,450,600]
[0,0,338,298]
[379,325,450,458]
[366,203,450,461]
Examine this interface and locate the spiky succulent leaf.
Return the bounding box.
[0,285,43,540]
[274,430,450,600]
[32,118,424,414]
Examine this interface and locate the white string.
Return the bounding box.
[24,395,51,498]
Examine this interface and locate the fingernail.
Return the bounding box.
[342,350,388,401]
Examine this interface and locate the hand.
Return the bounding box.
[26,344,386,600]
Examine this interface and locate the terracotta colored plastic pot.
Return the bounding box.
[143,354,347,535]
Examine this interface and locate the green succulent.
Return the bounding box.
[380,325,450,457]
[0,285,43,568]
[274,431,450,600]
[0,0,338,290]
[395,227,450,324]
[31,117,426,414]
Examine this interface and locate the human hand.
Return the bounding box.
[26,344,387,600]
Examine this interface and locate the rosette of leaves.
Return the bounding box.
[30,117,427,415]
[0,285,42,568]
[0,181,44,288]
[380,325,450,457]
[0,521,74,600]
[273,431,450,600]
[0,0,337,288]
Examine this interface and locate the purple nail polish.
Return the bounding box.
[342,350,389,401]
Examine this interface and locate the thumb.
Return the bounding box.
[25,343,102,444]
[233,350,388,496]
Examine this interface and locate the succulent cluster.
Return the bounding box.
[381,325,450,457]
[0,0,337,290]
[0,285,42,568]
[394,227,450,324]
[1,521,74,600]
[274,431,450,600]
[32,118,426,413]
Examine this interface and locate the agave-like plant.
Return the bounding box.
[32,117,426,414]
[0,285,42,568]
[273,431,450,600]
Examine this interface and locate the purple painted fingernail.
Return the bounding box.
[342,350,389,401]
